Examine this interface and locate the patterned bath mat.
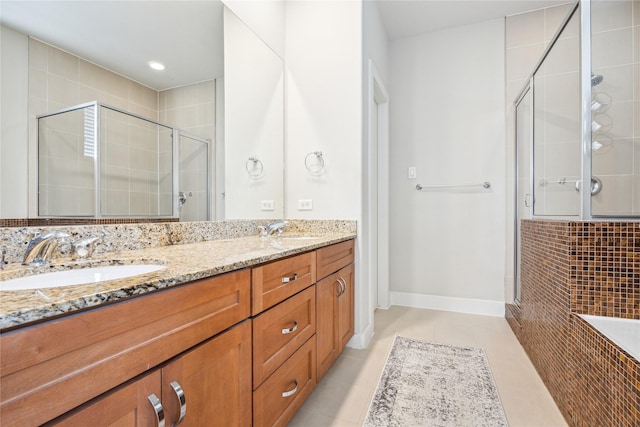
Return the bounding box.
[364,335,509,427]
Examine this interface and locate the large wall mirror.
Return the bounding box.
[0,0,284,223]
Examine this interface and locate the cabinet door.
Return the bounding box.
[45,371,162,427]
[161,320,252,427]
[337,263,354,351]
[316,264,355,381]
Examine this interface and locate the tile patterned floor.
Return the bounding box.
[289,306,568,427]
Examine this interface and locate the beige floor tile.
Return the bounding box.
[290,306,568,426]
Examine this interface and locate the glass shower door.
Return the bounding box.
[177,133,210,221]
[514,86,533,306]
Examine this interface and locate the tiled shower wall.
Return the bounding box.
[507,220,640,426]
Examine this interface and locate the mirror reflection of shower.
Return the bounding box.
[177,132,211,222]
[37,101,210,220]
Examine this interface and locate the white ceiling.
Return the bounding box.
[0,1,224,91]
[0,0,571,91]
[376,0,572,40]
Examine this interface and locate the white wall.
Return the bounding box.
[222,0,285,59]
[0,25,29,219]
[224,7,284,219]
[285,0,362,220]
[362,1,390,336]
[284,0,367,345]
[389,19,506,316]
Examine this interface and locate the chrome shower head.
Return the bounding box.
[591,73,604,86]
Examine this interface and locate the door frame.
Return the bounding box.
[367,60,390,310]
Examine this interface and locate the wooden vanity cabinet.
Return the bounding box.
[316,241,355,381]
[47,321,252,427]
[0,269,251,426]
[1,239,355,427]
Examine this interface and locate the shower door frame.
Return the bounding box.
[513,82,534,307]
[175,130,212,222]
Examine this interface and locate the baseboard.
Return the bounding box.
[346,321,375,350]
[390,291,505,317]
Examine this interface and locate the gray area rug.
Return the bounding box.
[364,335,509,427]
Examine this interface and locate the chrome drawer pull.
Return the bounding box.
[282,380,298,398]
[282,321,298,335]
[281,273,298,283]
[147,393,166,427]
[170,381,187,426]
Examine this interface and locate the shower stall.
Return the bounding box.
[37,101,210,221]
[513,0,639,303]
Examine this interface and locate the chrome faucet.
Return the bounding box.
[71,234,103,260]
[22,231,70,266]
[259,220,288,237]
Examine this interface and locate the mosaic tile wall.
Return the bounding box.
[508,220,640,427]
[571,222,640,318]
[570,315,640,426]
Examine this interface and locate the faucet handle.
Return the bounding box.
[72,234,103,260]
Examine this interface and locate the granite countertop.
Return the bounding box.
[0,232,355,331]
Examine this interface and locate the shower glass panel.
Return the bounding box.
[177,133,210,222]
[36,102,212,219]
[532,9,582,216]
[514,86,533,306]
[590,0,640,216]
[100,106,173,217]
[38,106,96,216]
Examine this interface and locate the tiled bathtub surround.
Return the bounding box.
[508,220,640,426]
[0,219,357,265]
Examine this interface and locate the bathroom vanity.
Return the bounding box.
[0,233,355,426]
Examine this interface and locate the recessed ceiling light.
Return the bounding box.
[148,61,165,71]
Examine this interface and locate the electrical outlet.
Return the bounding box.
[260,200,274,211]
[298,199,313,210]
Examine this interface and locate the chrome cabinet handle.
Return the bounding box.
[282,273,298,283]
[335,279,342,297]
[282,321,298,335]
[170,381,187,426]
[337,277,346,296]
[147,393,166,427]
[282,380,298,398]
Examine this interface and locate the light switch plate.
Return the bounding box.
[408,166,417,179]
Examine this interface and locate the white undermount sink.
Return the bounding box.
[277,236,323,241]
[0,264,167,291]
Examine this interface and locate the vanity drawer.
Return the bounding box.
[253,336,316,427]
[252,251,316,315]
[316,239,354,279]
[253,285,316,388]
[0,269,251,427]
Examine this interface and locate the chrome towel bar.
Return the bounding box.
[416,181,491,191]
